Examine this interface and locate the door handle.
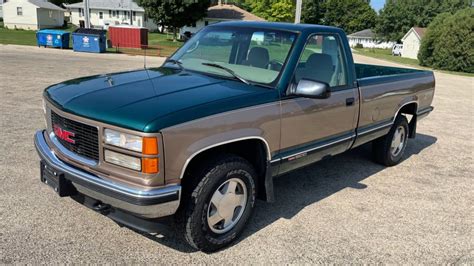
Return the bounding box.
[346,97,355,106]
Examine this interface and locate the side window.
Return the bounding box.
[295,34,347,88]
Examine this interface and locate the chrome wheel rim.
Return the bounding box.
[207,178,247,234]
[390,126,406,157]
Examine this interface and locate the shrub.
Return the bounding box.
[418,8,474,73]
[355,43,364,49]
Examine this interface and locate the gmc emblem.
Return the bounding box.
[53,124,75,144]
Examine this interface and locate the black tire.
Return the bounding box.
[372,115,409,166]
[176,154,257,252]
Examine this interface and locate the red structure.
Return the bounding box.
[109,26,148,49]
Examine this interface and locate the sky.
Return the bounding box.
[371,0,386,11]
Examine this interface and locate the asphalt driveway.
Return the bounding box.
[0,44,472,263]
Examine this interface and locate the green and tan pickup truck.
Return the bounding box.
[34,21,435,251]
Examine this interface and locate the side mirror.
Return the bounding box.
[293,79,331,99]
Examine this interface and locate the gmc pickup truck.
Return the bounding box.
[34,22,435,251]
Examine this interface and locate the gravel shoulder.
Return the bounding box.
[1,44,472,264]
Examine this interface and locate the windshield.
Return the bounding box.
[171,26,297,86]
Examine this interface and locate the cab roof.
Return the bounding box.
[209,21,345,35]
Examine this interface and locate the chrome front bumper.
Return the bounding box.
[34,130,181,219]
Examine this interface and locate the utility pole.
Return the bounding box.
[295,0,302,24]
[84,0,90,28]
[130,0,133,25]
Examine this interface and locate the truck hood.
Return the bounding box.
[45,67,278,132]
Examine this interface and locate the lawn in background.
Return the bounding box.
[353,47,473,77]
[353,48,420,66]
[0,25,182,57]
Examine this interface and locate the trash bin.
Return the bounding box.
[36,30,70,49]
[72,28,107,53]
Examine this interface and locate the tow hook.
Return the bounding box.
[93,202,111,214]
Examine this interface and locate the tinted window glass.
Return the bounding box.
[295,35,347,87]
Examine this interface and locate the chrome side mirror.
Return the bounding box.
[293,79,331,99]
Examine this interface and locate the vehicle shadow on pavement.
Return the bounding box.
[137,133,437,253]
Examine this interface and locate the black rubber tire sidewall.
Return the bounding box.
[180,155,257,252]
[373,115,409,166]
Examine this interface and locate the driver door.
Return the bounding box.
[277,34,359,174]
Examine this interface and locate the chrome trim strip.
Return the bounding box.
[178,136,272,179]
[357,121,393,136]
[36,130,179,199]
[49,132,98,167]
[280,134,355,160]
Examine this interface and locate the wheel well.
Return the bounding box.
[398,102,418,138]
[182,139,269,200]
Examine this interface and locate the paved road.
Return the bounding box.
[1,45,472,263]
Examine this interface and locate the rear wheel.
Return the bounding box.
[372,115,409,166]
[177,154,257,252]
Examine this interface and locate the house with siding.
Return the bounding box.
[64,0,158,30]
[347,29,395,49]
[401,27,427,59]
[179,3,265,37]
[3,0,64,30]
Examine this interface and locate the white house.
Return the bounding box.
[180,4,265,37]
[3,0,64,30]
[347,29,395,49]
[64,0,158,30]
[401,27,426,59]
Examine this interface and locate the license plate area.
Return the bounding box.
[40,161,77,197]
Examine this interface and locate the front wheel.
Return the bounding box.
[372,115,409,166]
[177,154,257,252]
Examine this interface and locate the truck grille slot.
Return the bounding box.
[51,111,99,161]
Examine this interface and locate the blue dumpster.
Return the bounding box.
[36,29,70,49]
[72,29,107,53]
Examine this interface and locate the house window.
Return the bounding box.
[49,10,53,18]
[205,20,209,26]
[99,11,103,19]
[16,7,22,16]
[133,11,136,21]
[109,10,111,18]
[112,10,116,17]
[79,8,84,17]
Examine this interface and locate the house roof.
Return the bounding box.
[413,27,427,39]
[9,0,65,11]
[402,27,427,41]
[206,4,265,21]
[348,29,375,39]
[64,0,144,12]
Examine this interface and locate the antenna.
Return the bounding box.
[144,47,147,69]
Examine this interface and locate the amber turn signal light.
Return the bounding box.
[142,158,159,174]
[142,137,158,155]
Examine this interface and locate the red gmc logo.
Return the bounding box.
[53,124,75,144]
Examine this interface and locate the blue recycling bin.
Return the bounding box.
[36,29,70,49]
[72,29,107,53]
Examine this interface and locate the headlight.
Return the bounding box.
[104,149,141,171]
[104,129,144,152]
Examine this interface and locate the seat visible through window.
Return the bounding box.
[243,47,270,69]
[295,53,334,84]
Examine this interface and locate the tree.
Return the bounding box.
[375,0,471,41]
[418,8,474,73]
[301,0,325,25]
[323,0,376,33]
[138,0,210,40]
[268,0,295,22]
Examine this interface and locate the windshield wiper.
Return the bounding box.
[202,62,251,85]
[164,59,184,70]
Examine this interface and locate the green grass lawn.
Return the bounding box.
[353,48,473,77]
[353,48,420,66]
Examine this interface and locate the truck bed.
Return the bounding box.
[355,63,429,80]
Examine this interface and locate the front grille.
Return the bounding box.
[51,111,99,161]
